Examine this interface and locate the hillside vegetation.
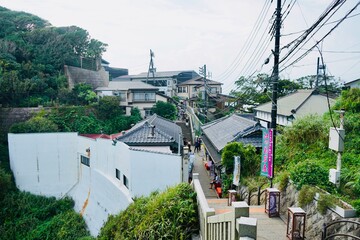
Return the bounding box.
[98,183,199,240]
[0,6,107,107]
[274,88,360,212]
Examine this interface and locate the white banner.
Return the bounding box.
[233,156,241,186]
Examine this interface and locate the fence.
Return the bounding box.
[192,173,256,240]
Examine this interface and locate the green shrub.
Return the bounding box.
[0,168,12,200]
[221,142,259,176]
[298,185,316,208]
[98,183,199,240]
[276,171,289,191]
[290,160,329,190]
[0,192,90,239]
[10,116,59,133]
[352,199,360,216]
[317,193,335,215]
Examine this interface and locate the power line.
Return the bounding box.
[216,1,274,86]
[280,1,360,73]
[280,0,346,64]
[281,12,360,37]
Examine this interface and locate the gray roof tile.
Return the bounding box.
[95,81,158,91]
[117,114,183,146]
[201,114,262,151]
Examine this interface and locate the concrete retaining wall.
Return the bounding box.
[279,182,360,239]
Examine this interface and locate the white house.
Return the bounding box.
[344,78,360,89]
[8,132,182,236]
[254,89,336,127]
[95,81,168,118]
[114,70,199,97]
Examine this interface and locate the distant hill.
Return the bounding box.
[0,6,107,107]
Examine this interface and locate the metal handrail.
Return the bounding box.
[247,183,267,205]
[322,220,360,240]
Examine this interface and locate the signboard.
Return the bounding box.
[233,156,241,186]
[260,128,273,178]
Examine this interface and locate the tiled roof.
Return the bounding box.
[117,114,183,146]
[132,71,195,78]
[113,71,196,80]
[201,114,262,152]
[254,90,314,116]
[95,81,158,91]
[178,76,223,86]
[117,121,175,145]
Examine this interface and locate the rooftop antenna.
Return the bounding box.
[146,49,156,84]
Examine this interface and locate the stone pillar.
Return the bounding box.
[236,217,257,239]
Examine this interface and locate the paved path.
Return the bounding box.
[193,148,217,198]
[250,206,288,240]
[192,143,288,240]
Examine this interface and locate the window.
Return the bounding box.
[210,87,218,93]
[145,109,153,117]
[116,168,121,180]
[193,86,198,92]
[81,155,90,167]
[123,175,129,189]
[133,92,155,101]
[113,91,126,101]
[178,86,187,93]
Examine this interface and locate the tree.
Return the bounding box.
[221,142,259,176]
[295,75,342,94]
[151,101,177,120]
[97,96,123,119]
[71,83,97,105]
[230,74,302,110]
[0,7,108,107]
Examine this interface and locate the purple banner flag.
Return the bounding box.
[260,128,273,178]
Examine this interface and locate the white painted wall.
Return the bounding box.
[130,149,182,197]
[8,133,78,198]
[8,132,183,236]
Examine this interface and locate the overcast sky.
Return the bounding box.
[2,0,359,93]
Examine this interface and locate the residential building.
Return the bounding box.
[254,89,336,127]
[344,78,360,89]
[95,81,168,118]
[117,114,184,154]
[113,70,199,97]
[8,132,182,236]
[200,114,263,167]
[177,76,223,100]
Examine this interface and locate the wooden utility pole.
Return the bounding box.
[270,0,282,187]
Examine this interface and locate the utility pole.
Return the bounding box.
[146,49,156,84]
[270,0,282,188]
[199,64,207,123]
[315,57,320,89]
[316,57,326,90]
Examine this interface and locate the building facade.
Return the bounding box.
[8,132,182,236]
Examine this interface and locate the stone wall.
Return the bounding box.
[64,65,109,90]
[279,182,360,239]
[0,107,50,134]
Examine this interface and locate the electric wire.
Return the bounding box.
[215,1,272,80]
[281,12,360,37]
[280,0,346,64]
[280,2,360,74]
